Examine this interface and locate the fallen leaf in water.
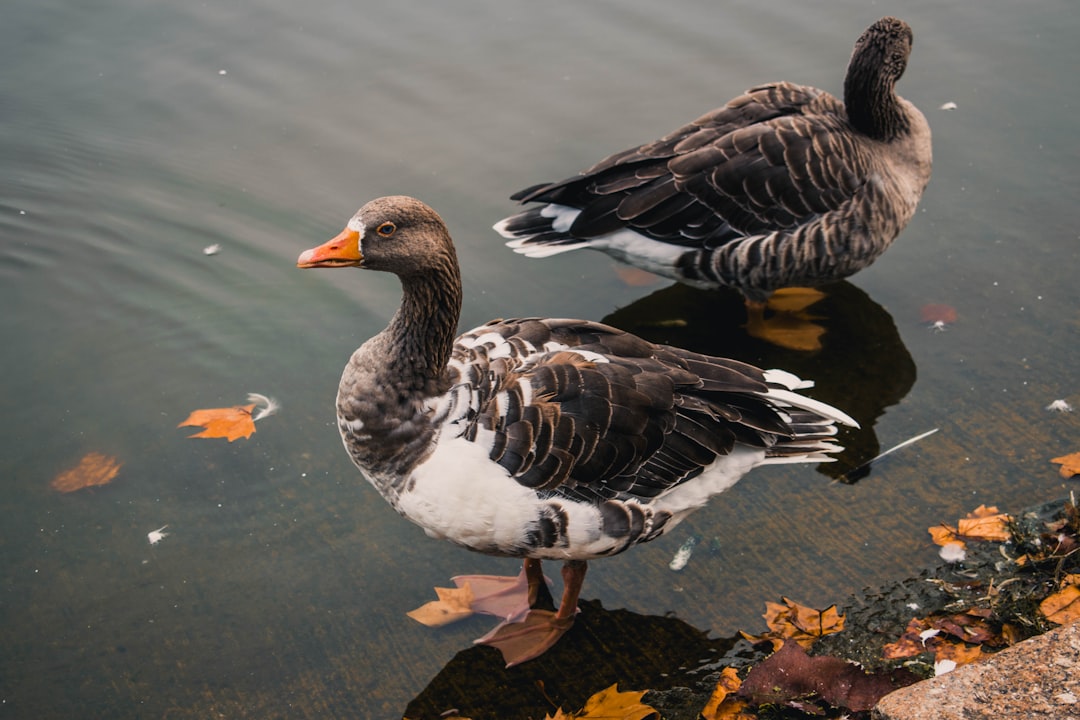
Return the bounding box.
[920,303,958,324]
[1041,576,1080,625]
[740,597,844,650]
[546,684,657,720]
[50,452,122,493]
[1051,452,1080,479]
[929,505,1013,548]
[613,266,662,287]
[929,524,962,547]
[178,403,257,441]
[737,640,919,713]
[178,393,279,442]
[407,584,476,627]
[957,505,1012,542]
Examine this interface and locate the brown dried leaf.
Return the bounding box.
[738,641,919,713]
[883,610,1002,662]
[50,452,123,493]
[178,403,257,441]
[957,505,1012,541]
[929,524,962,547]
[1040,584,1080,625]
[930,505,1012,546]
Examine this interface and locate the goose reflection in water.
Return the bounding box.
[602,281,917,481]
[404,597,738,720]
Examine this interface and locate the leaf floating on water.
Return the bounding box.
[740,597,845,650]
[919,303,957,324]
[613,265,662,287]
[178,393,279,441]
[1051,452,1080,479]
[929,504,1013,555]
[179,403,257,441]
[956,504,1012,542]
[50,452,122,493]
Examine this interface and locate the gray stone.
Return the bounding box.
[874,621,1080,720]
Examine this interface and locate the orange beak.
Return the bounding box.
[296,227,363,268]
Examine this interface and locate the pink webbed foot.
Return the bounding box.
[475,610,576,667]
[474,560,588,667]
[452,557,552,623]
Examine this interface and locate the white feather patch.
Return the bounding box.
[761,388,859,428]
[763,368,814,391]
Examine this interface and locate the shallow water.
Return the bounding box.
[2,0,1078,717]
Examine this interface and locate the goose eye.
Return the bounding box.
[376,222,396,237]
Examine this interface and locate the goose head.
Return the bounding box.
[296,195,457,279]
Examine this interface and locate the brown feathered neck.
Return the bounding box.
[844,17,913,141]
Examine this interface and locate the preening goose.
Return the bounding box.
[297,196,857,666]
[494,17,932,304]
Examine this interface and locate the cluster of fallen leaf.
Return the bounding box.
[49,393,279,494]
[418,492,1080,720]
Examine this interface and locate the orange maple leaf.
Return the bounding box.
[50,452,122,493]
[1051,452,1080,479]
[178,403,257,441]
[740,597,845,650]
[406,584,476,627]
[545,684,657,720]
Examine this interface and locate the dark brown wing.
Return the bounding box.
[444,318,828,505]
[510,82,867,248]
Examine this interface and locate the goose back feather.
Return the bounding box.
[493,17,932,302]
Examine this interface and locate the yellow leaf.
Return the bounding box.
[547,684,658,720]
[406,584,475,627]
[1041,584,1080,625]
[701,667,753,720]
[930,506,1012,545]
[178,403,257,441]
[933,639,986,667]
[957,513,1011,542]
[741,597,845,650]
[50,452,122,493]
[1051,452,1080,479]
[928,524,962,547]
